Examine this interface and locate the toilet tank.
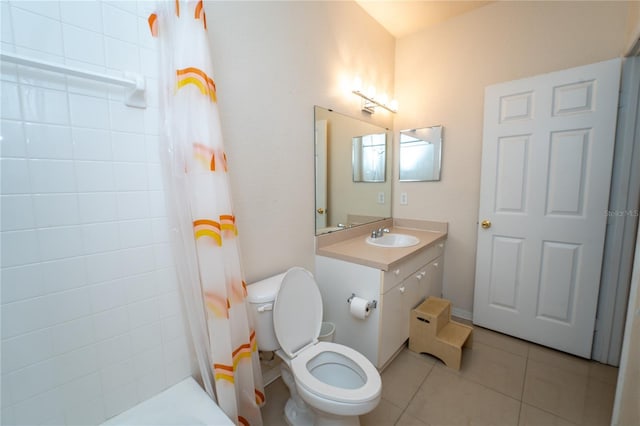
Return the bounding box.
[246,272,286,352]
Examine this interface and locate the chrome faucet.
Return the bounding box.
[371,227,390,238]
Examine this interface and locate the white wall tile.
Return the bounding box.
[52,345,99,386]
[24,123,73,159]
[112,131,146,162]
[18,64,67,90]
[33,194,80,227]
[85,251,122,285]
[11,6,63,56]
[100,358,135,392]
[139,48,158,79]
[119,245,155,276]
[157,289,182,318]
[69,93,110,129]
[21,85,70,125]
[59,372,102,410]
[105,37,140,73]
[89,278,128,312]
[118,219,153,249]
[148,190,166,217]
[1,194,35,231]
[129,322,162,355]
[65,397,106,426]
[132,346,163,377]
[75,160,115,192]
[116,191,149,219]
[123,271,156,304]
[1,262,44,303]
[102,3,138,42]
[46,287,91,325]
[127,297,159,329]
[59,1,102,31]
[103,380,138,419]
[1,82,22,120]
[147,162,163,190]
[1,328,54,374]
[143,106,159,135]
[11,387,64,426]
[81,222,120,254]
[1,1,13,45]
[10,1,61,21]
[6,359,57,403]
[1,158,31,194]
[153,242,174,268]
[92,306,129,340]
[135,371,165,402]
[114,162,148,191]
[29,159,76,193]
[97,333,132,367]
[37,226,85,261]
[1,229,40,267]
[77,192,118,223]
[1,119,27,157]
[51,316,94,355]
[72,127,112,161]
[150,217,169,244]
[144,134,161,163]
[62,24,105,66]
[110,101,145,133]
[40,257,88,294]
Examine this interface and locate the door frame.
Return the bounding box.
[593,55,640,365]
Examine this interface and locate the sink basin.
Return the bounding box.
[366,233,420,248]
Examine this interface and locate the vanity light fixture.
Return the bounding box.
[352,77,398,114]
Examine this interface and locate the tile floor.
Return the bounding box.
[260,324,618,426]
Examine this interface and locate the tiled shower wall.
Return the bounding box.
[1,1,196,424]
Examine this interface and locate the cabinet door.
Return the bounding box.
[428,256,444,298]
[379,282,410,366]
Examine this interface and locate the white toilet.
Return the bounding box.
[247,267,381,426]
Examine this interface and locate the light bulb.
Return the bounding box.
[389,99,399,111]
[366,86,376,99]
[378,93,388,106]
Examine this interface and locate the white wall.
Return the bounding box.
[204,1,396,283]
[0,1,195,425]
[394,1,631,314]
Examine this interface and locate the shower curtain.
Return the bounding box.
[150,2,264,425]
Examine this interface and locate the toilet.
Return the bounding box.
[247,267,381,426]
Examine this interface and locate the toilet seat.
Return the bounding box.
[291,341,381,405]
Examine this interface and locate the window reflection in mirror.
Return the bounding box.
[314,106,392,235]
[399,126,443,182]
[352,133,386,182]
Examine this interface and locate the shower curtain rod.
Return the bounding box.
[0,51,146,108]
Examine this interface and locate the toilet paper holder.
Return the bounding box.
[347,293,377,310]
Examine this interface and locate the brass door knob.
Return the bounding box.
[317,208,325,214]
[481,220,492,229]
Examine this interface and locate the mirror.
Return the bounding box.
[399,126,443,181]
[352,133,387,182]
[315,106,392,235]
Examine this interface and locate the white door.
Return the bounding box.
[315,119,328,230]
[473,59,621,358]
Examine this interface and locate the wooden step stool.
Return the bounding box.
[409,296,473,370]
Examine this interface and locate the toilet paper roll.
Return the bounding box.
[349,296,370,320]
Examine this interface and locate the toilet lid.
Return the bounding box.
[273,267,322,358]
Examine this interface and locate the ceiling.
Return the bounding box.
[355,0,492,39]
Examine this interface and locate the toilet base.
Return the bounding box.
[284,398,314,426]
[307,409,361,426]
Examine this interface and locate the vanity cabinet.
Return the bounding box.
[315,240,445,369]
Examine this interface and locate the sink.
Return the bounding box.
[366,233,420,248]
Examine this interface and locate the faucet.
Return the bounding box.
[371,227,390,238]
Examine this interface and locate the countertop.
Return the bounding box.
[316,219,447,271]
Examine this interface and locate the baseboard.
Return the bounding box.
[451,307,473,322]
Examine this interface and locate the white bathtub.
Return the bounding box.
[101,377,233,425]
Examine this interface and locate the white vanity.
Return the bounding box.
[315,218,447,369]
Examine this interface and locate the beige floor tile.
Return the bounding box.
[518,403,577,426]
[437,342,527,399]
[527,344,590,376]
[360,398,404,426]
[262,378,288,426]
[395,411,430,426]
[522,359,588,424]
[472,325,530,358]
[381,348,435,409]
[581,376,617,426]
[406,367,520,425]
[587,361,618,386]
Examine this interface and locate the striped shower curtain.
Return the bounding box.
[150,2,264,425]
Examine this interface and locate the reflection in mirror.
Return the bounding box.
[315,106,392,235]
[399,126,443,182]
[352,133,386,182]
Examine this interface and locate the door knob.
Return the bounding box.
[481,220,492,229]
[317,208,325,214]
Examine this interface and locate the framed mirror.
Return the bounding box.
[315,106,392,235]
[399,126,443,182]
